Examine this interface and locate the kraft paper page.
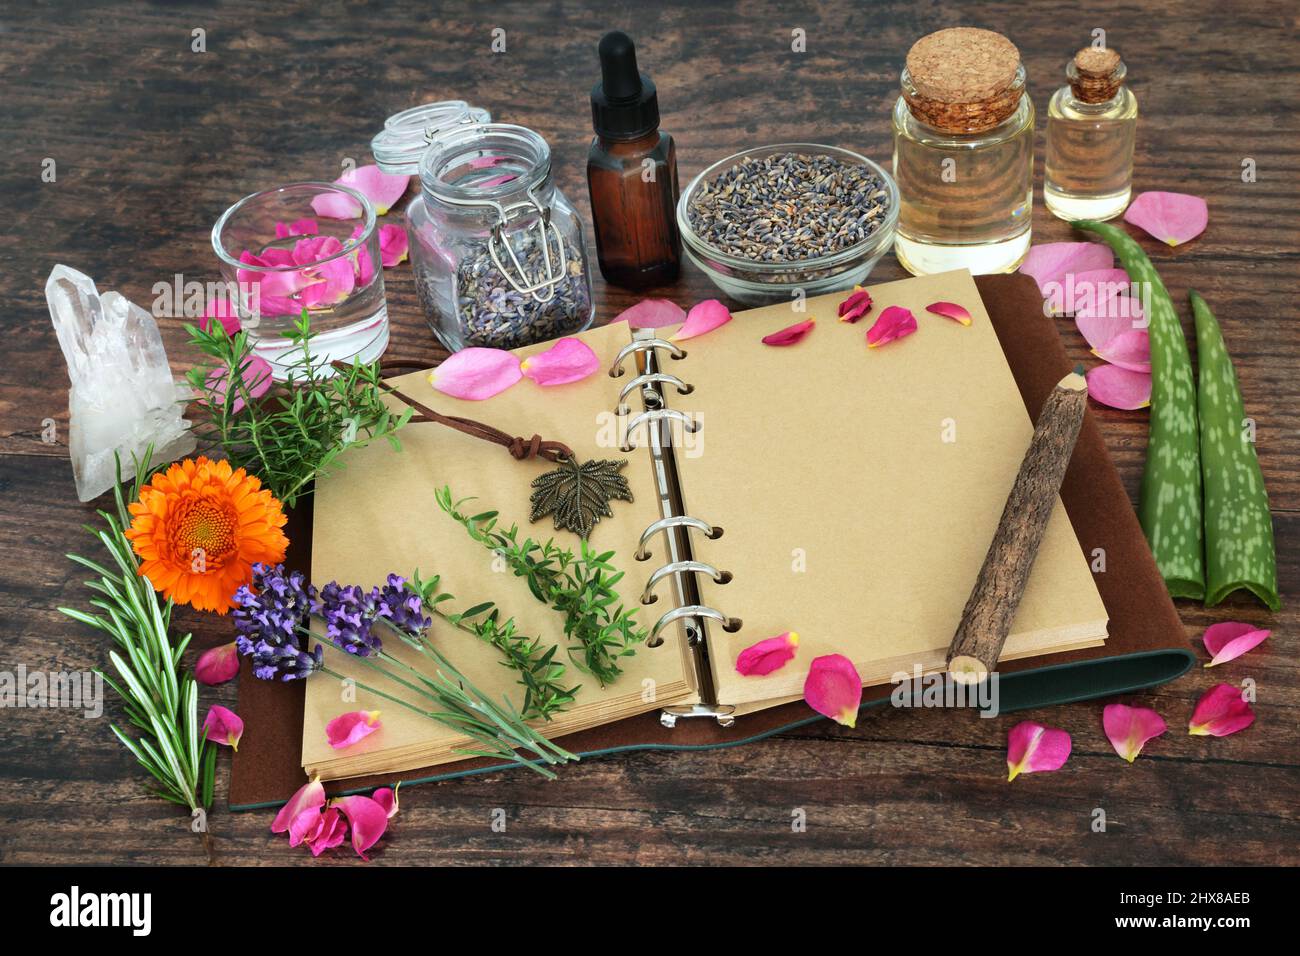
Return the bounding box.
[678,270,1109,709]
[304,322,692,780]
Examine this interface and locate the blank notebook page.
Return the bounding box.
[676,270,1108,708]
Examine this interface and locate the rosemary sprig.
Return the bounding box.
[408,572,579,722]
[436,487,646,686]
[57,452,216,857]
[185,311,412,507]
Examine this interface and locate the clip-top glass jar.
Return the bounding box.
[406,123,594,351]
[891,28,1034,276]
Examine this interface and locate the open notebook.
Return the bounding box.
[304,270,1108,781]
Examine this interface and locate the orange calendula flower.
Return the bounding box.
[125,457,288,614]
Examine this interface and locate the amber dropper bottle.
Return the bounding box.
[586,31,681,289]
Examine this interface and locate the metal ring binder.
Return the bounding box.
[608,338,686,378]
[634,516,722,561]
[648,605,741,648]
[621,327,739,727]
[640,560,731,605]
[616,372,693,412]
[620,408,700,453]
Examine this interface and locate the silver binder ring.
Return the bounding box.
[607,338,687,378]
[620,408,700,452]
[641,560,732,605]
[616,372,694,413]
[634,515,723,561]
[649,605,742,648]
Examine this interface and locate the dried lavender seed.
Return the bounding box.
[688,152,889,263]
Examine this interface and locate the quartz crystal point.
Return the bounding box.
[45,265,195,501]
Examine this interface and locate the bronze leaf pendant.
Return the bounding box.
[529,457,634,539]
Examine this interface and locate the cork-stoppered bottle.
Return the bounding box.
[891,27,1035,276]
[1045,47,1138,221]
[586,31,681,290]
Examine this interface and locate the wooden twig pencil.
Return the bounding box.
[947,370,1089,684]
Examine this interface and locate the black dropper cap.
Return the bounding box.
[590,31,660,140]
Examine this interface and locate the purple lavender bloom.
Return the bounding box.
[231,562,322,681]
[378,574,432,638]
[314,582,384,657]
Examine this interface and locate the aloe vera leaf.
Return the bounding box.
[1189,291,1280,609]
[1074,220,1205,598]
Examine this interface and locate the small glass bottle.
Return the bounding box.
[1045,47,1137,221]
[891,28,1035,275]
[586,31,681,289]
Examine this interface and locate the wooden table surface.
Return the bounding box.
[1,0,1296,866]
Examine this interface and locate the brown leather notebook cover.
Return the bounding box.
[229,273,1194,810]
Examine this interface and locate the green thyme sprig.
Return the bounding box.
[58,451,216,859]
[407,572,579,722]
[185,311,411,507]
[436,488,646,687]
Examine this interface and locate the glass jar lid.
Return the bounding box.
[370,101,492,175]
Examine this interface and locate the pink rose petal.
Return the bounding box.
[291,235,344,266]
[837,286,873,323]
[238,250,315,300]
[332,795,390,861]
[866,305,917,348]
[299,255,355,309]
[429,348,522,400]
[614,298,687,330]
[735,631,800,676]
[672,299,732,341]
[1103,703,1168,763]
[1020,242,1114,298]
[520,337,600,386]
[272,778,325,834]
[314,165,410,218]
[302,806,347,856]
[204,354,273,415]
[478,173,519,188]
[1124,191,1208,247]
[288,806,323,848]
[275,218,318,238]
[1093,329,1151,373]
[378,223,409,267]
[1201,622,1270,668]
[1006,721,1072,781]
[924,301,973,326]
[325,710,382,749]
[1086,363,1151,410]
[1188,683,1255,737]
[202,704,244,750]
[803,654,862,727]
[761,318,816,346]
[350,224,376,285]
[372,785,400,819]
[1055,268,1130,315]
[201,297,241,336]
[195,642,240,685]
[1074,282,1145,350]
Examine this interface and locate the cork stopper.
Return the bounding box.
[903,28,1024,133]
[1069,47,1124,103]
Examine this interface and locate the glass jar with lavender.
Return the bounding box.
[406,123,594,351]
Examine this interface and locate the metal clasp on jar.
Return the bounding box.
[441,185,570,303]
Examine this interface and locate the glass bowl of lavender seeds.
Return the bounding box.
[678,144,898,305]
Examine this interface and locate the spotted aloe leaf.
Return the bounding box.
[1075,221,1204,600]
[1190,292,1279,610]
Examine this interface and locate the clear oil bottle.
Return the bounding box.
[892,28,1035,276]
[1045,47,1137,221]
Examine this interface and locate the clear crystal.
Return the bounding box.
[45,265,196,501]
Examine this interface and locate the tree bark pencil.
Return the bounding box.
[947,370,1090,684]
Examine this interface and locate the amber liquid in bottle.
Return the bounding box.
[587,131,681,288]
[1045,54,1137,222]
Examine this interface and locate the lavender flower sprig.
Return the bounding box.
[232,563,576,777]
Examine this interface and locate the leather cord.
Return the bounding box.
[369,359,575,463]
